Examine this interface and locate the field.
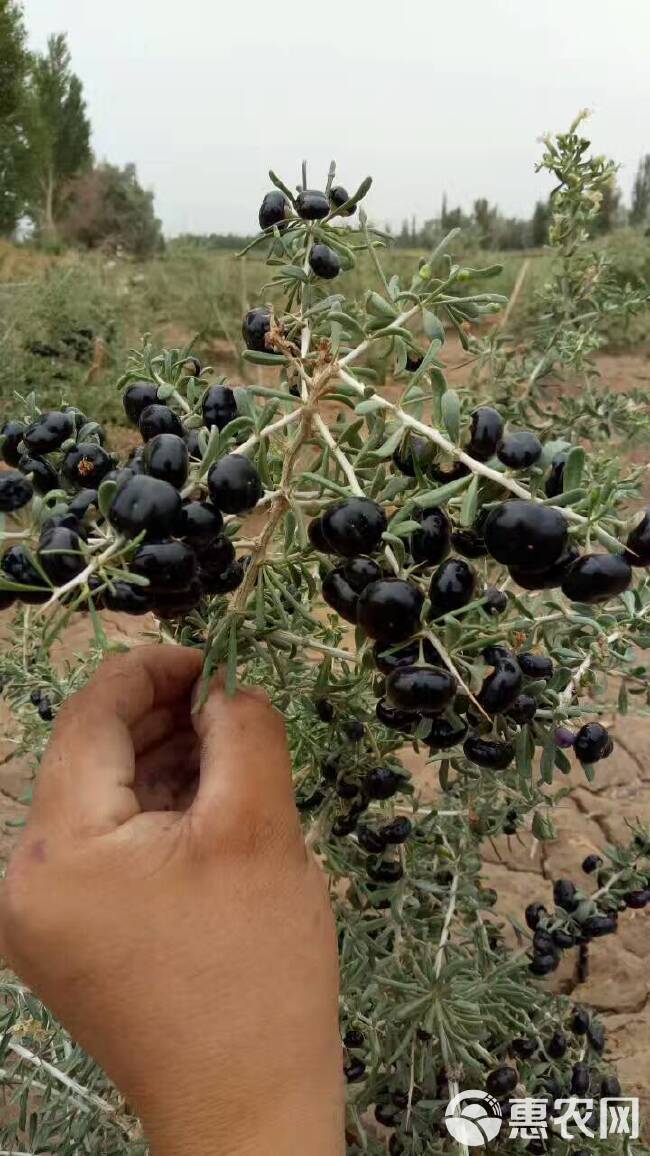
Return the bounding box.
[2,228,649,429]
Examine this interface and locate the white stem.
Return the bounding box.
[234,407,302,459]
[313,414,364,496]
[558,628,621,709]
[339,305,419,367]
[38,538,125,614]
[7,1040,122,1121]
[434,870,459,978]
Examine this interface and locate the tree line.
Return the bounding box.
[391,162,650,251]
[0,0,162,255]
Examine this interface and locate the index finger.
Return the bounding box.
[32,644,203,836]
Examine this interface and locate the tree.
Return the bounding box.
[58,162,163,256]
[0,0,31,235]
[472,197,498,248]
[630,153,650,227]
[26,32,92,239]
[530,199,550,246]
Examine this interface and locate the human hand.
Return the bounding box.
[0,645,344,1155]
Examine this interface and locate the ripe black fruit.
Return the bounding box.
[131,540,198,592]
[364,766,403,800]
[387,665,455,714]
[123,382,159,425]
[109,475,182,538]
[367,857,403,884]
[545,452,568,498]
[427,716,468,750]
[185,429,204,459]
[322,568,358,623]
[485,500,568,571]
[343,1028,365,1050]
[429,460,470,484]
[374,1103,399,1127]
[392,434,433,477]
[496,430,543,470]
[485,1066,517,1097]
[138,404,183,441]
[258,190,290,230]
[1,421,25,467]
[207,454,262,513]
[341,556,381,593]
[192,534,235,572]
[571,1063,590,1095]
[574,722,613,764]
[553,878,578,912]
[506,694,537,724]
[104,580,152,615]
[375,698,417,732]
[410,508,451,565]
[467,406,503,461]
[143,433,189,489]
[511,1037,537,1059]
[22,410,73,454]
[0,471,33,512]
[321,497,387,557]
[1,545,49,603]
[202,384,238,431]
[463,736,514,769]
[479,657,522,714]
[451,527,488,559]
[307,515,329,552]
[373,637,440,675]
[626,509,650,566]
[296,188,330,220]
[357,579,423,642]
[509,544,579,591]
[329,185,355,215]
[62,443,113,488]
[428,558,475,617]
[18,454,59,495]
[315,698,335,723]
[571,1006,591,1036]
[625,889,650,909]
[356,823,386,853]
[344,1057,366,1082]
[344,719,365,742]
[525,902,546,930]
[484,586,508,615]
[38,527,84,584]
[561,552,632,604]
[529,953,559,975]
[518,652,554,680]
[546,1030,567,1059]
[179,501,223,543]
[200,558,244,594]
[242,307,271,352]
[309,243,340,279]
[380,816,412,844]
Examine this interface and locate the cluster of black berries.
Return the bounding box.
[242,181,356,355]
[308,495,615,778]
[0,381,265,614]
[524,855,649,977]
[396,406,649,601]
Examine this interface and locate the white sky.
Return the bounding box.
[22,0,650,236]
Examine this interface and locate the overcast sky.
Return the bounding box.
[22,0,650,237]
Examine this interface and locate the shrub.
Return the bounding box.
[0,127,649,1154]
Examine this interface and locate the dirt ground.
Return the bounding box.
[0,343,649,1117]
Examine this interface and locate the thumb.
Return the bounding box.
[190,676,299,843]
